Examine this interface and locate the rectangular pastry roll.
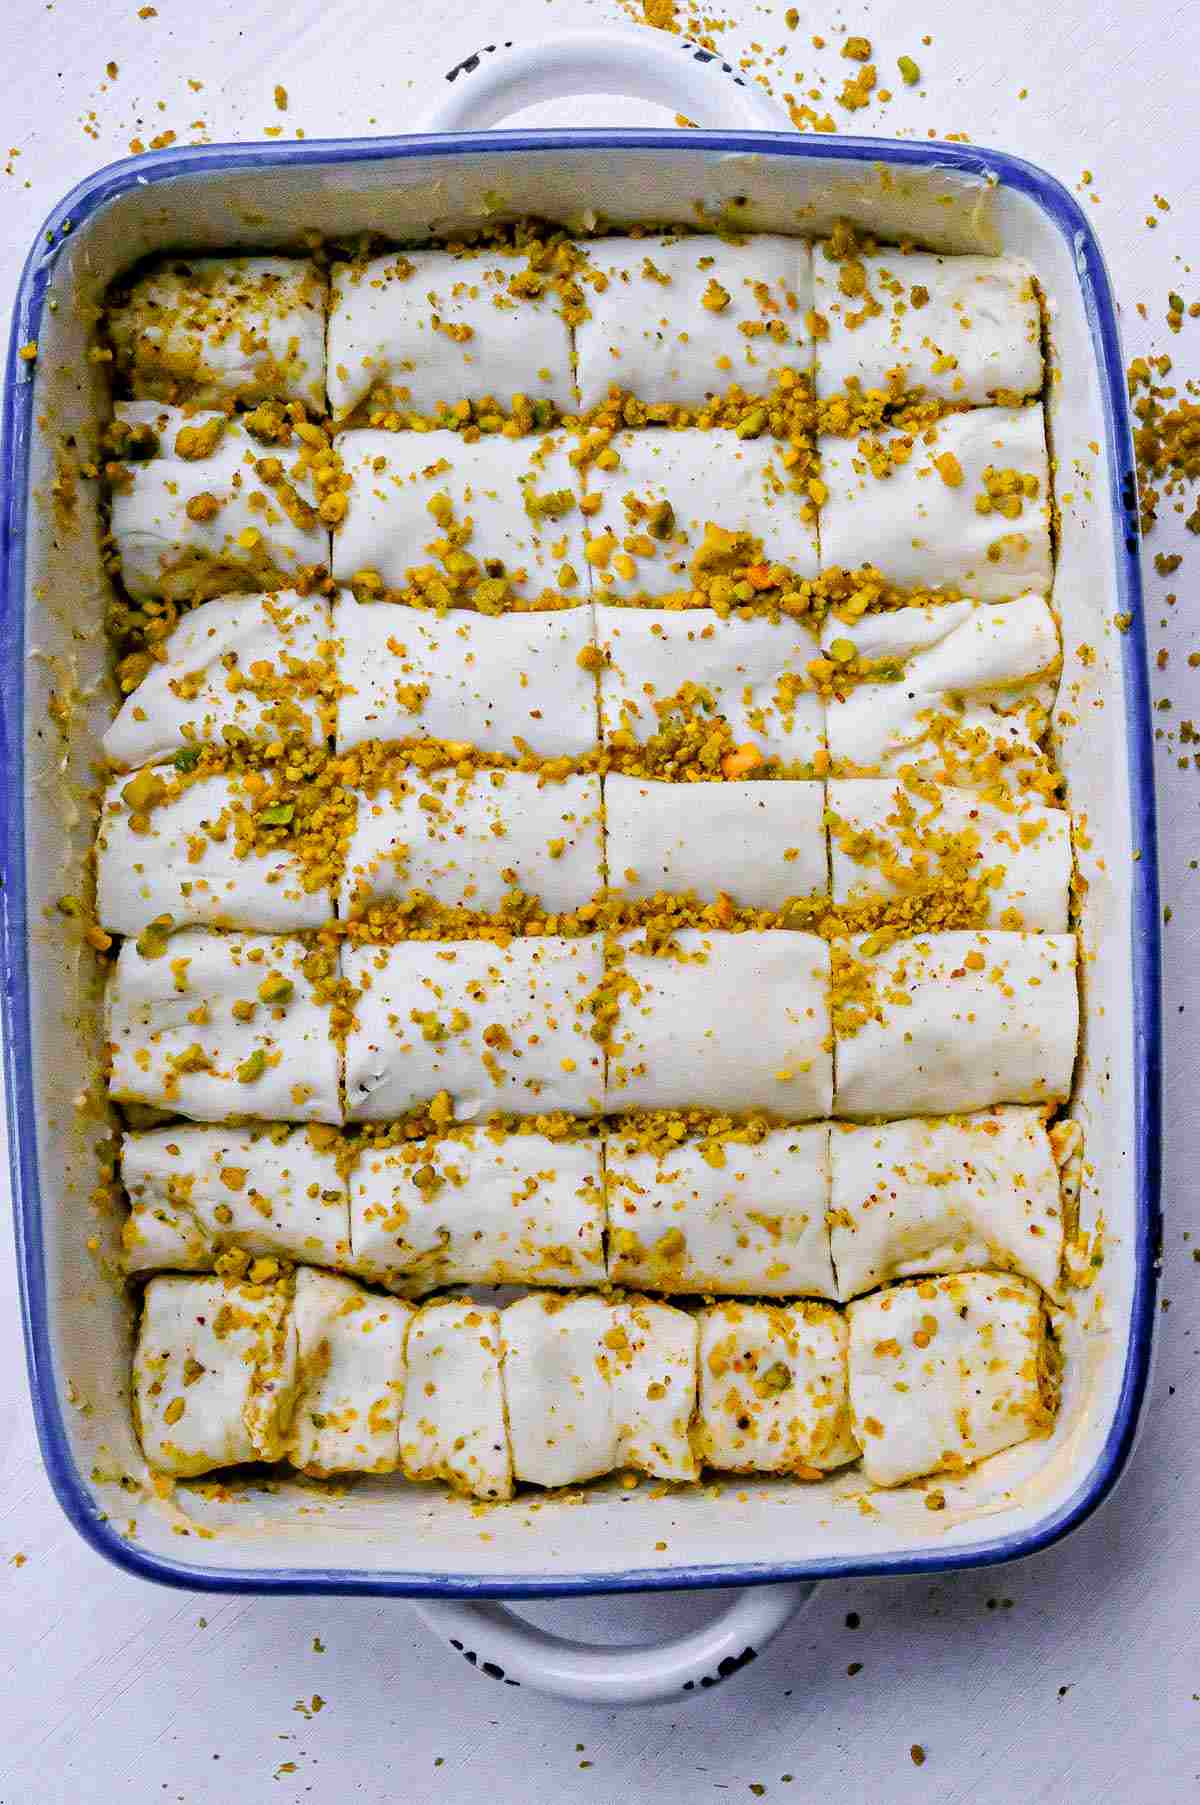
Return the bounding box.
[398,1298,512,1500]
[109,256,328,411]
[582,428,818,602]
[607,1123,837,1298]
[501,1294,617,1488]
[574,233,813,410]
[818,406,1052,600]
[121,1124,349,1274]
[133,1271,297,1476]
[829,1107,1067,1300]
[327,246,574,423]
[609,1299,700,1482]
[109,403,327,604]
[106,929,342,1124]
[596,605,824,769]
[332,428,586,603]
[603,773,828,908]
[826,777,1072,932]
[103,590,332,772]
[606,928,833,1117]
[832,930,1077,1119]
[333,594,599,758]
[341,768,603,918]
[97,770,332,935]
[847,1271,1055,1486]
[288,1269,411,1475]
[821,595,1060,789]
[694,1300,859,1475]
[342,935,604,1120]
[812,249,1042,404]
[349,1129,605,1293]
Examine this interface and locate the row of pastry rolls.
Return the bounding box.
[97,761,1069,937]
[106,234,1041,431]
[103,924,1078,1125]
[120,1105,1082,1303]
[105,405,1050,616]
[133,1265,1057,1495]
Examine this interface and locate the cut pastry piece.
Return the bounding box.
[829,1107,1067,1300]
[694,1300,858,1475]
[607,1123,836,1297]
[341,768,603,917]
[574,233,813,410]
[97,770,332,934]
[610,1299,700,1482]
[121,1124,349,1274]
[398,1298,512,1500]
[109,403,327,604]
[847,1270,1055,1486]
[109,256,328,411]
[342,935,604,1120]
[827,777,1071,931]
[821,596,1061,789]
[327,246,574,422]
[133,1271,297,1476]
[832,929,1078,1119]
[603,773,828,908]
[333,594,599,758]
[819,406,1052,600]
[813,249,1042,405]
[103,590,332,771]
[501,1294,616,1488]
[106,929,342,1124]
[332,428,586,604]
[349,1129,605,1293]
[596,605,824,769]
[607,928,833,1117]
[582,429,818,602]
[289,1269,411,1475]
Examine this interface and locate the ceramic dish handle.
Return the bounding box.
[414,1582,813,1706]
[423,28,791,133]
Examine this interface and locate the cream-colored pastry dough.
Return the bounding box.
[846,1270,1051,1485]
[694,1300,859,1475]
[327,247,573,421]
[110,256,328,410]
[103,590,331,771]
[342,935,604,1120]
[607,928,833,1116]
[349,1129,604,1293]
[832,930,1078,1119]
[106,929,341,1124]
[574,233,813,409]
[110,403,327,603]
[829,1107,1066,1300]
[607,1124,836,1297]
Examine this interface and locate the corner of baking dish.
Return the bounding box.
[1,128,1161,1596]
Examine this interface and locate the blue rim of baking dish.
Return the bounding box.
[1,128,1161,1599]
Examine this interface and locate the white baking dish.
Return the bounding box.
[2,30,1160,1705]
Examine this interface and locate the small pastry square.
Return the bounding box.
[695,1300,858,1475]
[575,233,812,410]
[109,403,327,603]
[106,929,342,1124]
[342,935,604,1120]
[819,406,1052,600]
[606,928,833,1117]
[847,1271,1054,1486]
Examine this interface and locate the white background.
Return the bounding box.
[2,1,1198,1799]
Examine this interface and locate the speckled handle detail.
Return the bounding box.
[414,1583,814,1706]
[423,29,791,133]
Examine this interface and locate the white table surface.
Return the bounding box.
[1,0,1197,1798]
